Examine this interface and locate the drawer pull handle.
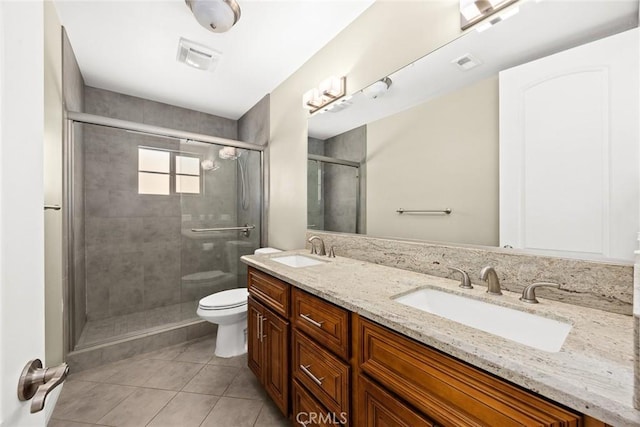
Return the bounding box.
[300,364,324,386]
[300,313,324,328]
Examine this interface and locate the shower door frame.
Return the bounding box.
[63,111,268,356]
[307,154,361,233]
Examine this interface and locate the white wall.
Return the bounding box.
[268,0,463,249]
[44,0,64,366]
[367,76,499,245]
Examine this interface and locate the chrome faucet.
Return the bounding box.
[479,266,502,295]
[520,282,560,304]
[307,236,326,256]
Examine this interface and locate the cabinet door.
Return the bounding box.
[358,374,435,427]
[247,297,263,380]
[264,307,290,416]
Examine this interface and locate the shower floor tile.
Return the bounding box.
[52,336,289,427]
[77,301,199,348]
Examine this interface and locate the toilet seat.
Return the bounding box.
[198,288,248,311]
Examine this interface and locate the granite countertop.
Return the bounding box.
[241,250,639,427]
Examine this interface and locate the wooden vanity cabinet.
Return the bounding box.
[354,316,582,427]
[247,268,290,416]
[291,287,351,426]
[246,268,611,427]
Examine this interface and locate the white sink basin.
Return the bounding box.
[394,288,571,352]
[272,255,325,268]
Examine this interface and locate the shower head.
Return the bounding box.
[219,146,241,160]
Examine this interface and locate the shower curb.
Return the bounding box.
[66,319,216,373]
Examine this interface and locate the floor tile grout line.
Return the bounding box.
[143,387,181,427]
[198,393,223,427]
[93,385,141,426]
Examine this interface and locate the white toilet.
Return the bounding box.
[197,288,250,358]
[196,247,281,358]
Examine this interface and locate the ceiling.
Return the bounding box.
[54,0,374,120]
[308,0,639,139]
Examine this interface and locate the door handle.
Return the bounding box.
[18,359,69,413]
[256,313,261,340]
[44,204,61,211]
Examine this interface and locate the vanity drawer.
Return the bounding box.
[248,267,290,317]
[355,317,581,427]
[293,329,350,417]
[292,379,344,426]
[292,287,350,360]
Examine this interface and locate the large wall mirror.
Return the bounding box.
[307,0,639,262]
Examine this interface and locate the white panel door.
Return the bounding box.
[500,28,638,261]
[0,1,48,426]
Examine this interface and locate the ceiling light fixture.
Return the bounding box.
[459,0,517,30]
[185,0,241,33]
[302,76,347,114]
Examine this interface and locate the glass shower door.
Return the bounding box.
[178,140,262,314]
[72,121,262,351]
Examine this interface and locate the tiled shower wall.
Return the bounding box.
[236,94,270,284]
[83,87,240,321]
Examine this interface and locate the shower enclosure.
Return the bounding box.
[307,155,361,234]
[66,113,264,352]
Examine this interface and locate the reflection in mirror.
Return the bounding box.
[307,126,366,234]
[307,0,639,261]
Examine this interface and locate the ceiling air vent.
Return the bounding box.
[452,53,482,71]
[176,38,221,72]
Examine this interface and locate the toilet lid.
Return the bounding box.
[199,288,248,310]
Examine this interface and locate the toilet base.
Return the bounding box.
[215,321,247,358]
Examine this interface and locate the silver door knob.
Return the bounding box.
[17,359,69,413]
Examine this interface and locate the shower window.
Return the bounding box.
[138,147,202,195]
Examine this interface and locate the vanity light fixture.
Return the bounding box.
[302,76,347,114]
[460,0,518,30]
[475,6,520,32]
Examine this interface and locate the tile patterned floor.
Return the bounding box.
[77,302,200,348]
[50,336,290,427]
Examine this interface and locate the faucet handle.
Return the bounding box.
[328,246,336,258]
[448,267,473,289]
[520,282,560,304]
